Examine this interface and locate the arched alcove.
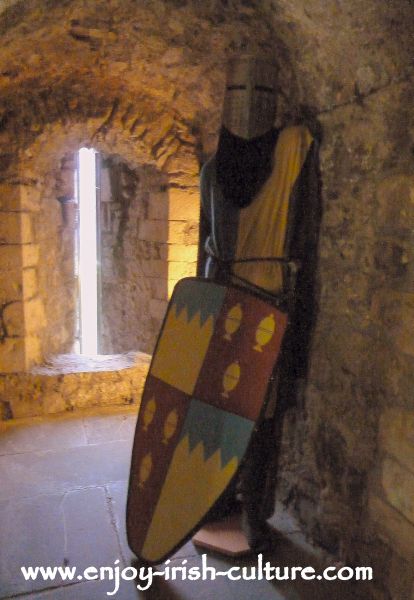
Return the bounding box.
[0,90,201,361]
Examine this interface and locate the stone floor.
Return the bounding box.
[0,409,363,600]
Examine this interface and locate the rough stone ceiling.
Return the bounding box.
[0,0,413,169]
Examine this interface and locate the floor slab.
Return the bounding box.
[0,487,121,597]
[0,418,87,456]
[0,439,132,501]
[83,413,137,445]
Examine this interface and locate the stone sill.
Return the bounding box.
[31,351,150,375]
[0,351,151,421]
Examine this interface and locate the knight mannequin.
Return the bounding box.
[200,56,281,551]
[199,55,319,552]
[125,54,318,562]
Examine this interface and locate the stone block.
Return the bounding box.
[0,270,22,304]
[369,494,414,561]
[168,260,197,280]
[22,268,38,300]
[41,391,67,414]
[167,220,189,244]
[140,259,168,278]
[168,220,199,245]
[60,373,80,399]
[3,302,24,337]
[0,212,33,244]
[8,394,42,419]
[23,298,46,335]
[0,245,22,272]
[379,408,414,474]
[24,336,42,368]
[149,277,168,300]
[165,155,199,180]
[56,168,75,199]
[0,339,25,373]
[20,185,41,211]
[382,457,414,524]
[0,212,22,244]
[168,188,200,221]
[20,214,34,244]
[147,195,169,220]
[134,239,166,261]
[138,219,168,242]
[168,243,198,262]
[60,256,75,279]
[0,184,21,211]
[21,243,40,268]
[377,175,414,231]
[156,242,168,261]
[149,298,168,320]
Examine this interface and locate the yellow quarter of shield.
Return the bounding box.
[151,305,213,395]
[141,435,238,562]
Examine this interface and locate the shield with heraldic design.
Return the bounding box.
[126,277,288,564]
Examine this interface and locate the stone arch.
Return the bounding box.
[1,84,201,368]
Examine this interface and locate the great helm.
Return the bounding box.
[222,56,278,140]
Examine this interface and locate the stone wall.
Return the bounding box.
[0,155,77,372]
[277,81,414,599]
[1,183,28,371]
[36,153,77,357]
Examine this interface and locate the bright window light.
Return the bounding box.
[78,147,98,355]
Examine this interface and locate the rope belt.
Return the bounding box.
[205,248,301,307]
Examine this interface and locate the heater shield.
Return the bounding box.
[126,277,287,564]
